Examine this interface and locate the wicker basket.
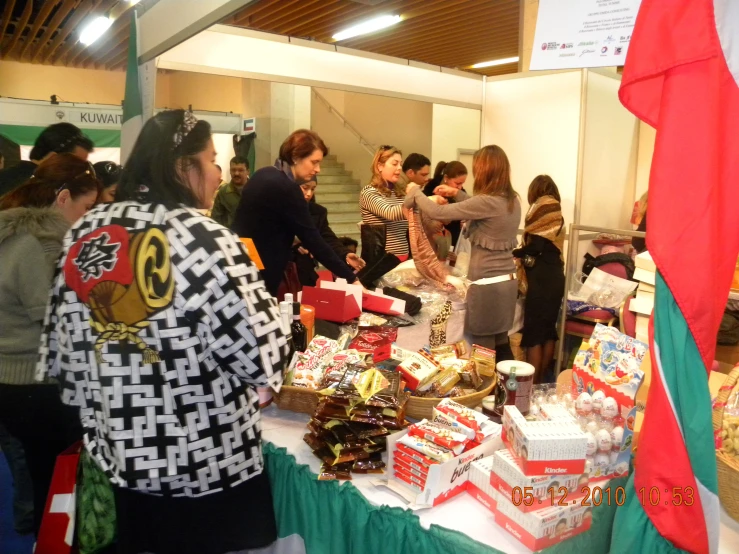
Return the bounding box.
[274,385,320,415]
[275,375,498,419]
[405,374,497,420]
[712,365,739,522]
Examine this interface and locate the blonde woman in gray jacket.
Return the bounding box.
[405,145,521,361]
[0,153,100,534]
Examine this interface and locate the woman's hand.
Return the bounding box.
[405,183,420,196]
[346,253,366,272]
[430,195,449,206]
[297,246,310,255]
[434,184,459,198]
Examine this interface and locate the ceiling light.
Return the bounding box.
[332,15,402,41]
[79,16,113,46]
[471,56,520,69]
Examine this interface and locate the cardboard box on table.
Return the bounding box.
[382,426,504,509]
[500,406,588,477]
[489,449,589,513]
[299,279,408,323]
[299,279,362,323]
[492,489,593,551]
[466,456,497,513]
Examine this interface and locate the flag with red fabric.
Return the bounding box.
[613,1,739,553]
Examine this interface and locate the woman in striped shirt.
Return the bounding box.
[359,146,410,262]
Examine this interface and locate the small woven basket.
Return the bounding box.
[712,365,739,522]
[274,375,497,420]
[274,385,320,415]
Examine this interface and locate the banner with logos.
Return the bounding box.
[0,98,243,137]
[530,0,642,71]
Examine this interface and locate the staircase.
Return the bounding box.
[318,154,362,244]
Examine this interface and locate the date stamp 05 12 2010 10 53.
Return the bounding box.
[510,485,696,508]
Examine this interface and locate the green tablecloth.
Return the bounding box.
[264,443,625,554]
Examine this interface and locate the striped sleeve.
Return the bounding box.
[360,186,405,222]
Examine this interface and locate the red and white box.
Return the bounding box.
[383,426,503,509]
[362,288,406,315]
[396,350,440,391]
[501,406,587,476]
[492,489,593,551]
[466,456,496,514]
[490,450,589,513]
[299,279,361,323]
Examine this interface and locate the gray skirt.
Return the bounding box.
[465,278,518,336]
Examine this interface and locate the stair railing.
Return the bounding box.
[312,89,377,156]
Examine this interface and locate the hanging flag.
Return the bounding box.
[120,12,142,164]
[612,1,739,553]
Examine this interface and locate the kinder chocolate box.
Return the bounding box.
[492,489,593,551]
[384,425,504,509]
[490,450,589,513]
[502,406,587,476]
[466,456,496,514]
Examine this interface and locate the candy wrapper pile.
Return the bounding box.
[305,367,410,480]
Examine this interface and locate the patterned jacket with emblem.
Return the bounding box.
[37,202,289,497]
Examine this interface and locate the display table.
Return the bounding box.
[261,406,624,554]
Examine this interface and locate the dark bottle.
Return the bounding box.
[291,303,307,352]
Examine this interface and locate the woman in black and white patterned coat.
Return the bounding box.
[37,110,290,554]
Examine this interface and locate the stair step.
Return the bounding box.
[330,222,361,235]
[316,183,361,194]
[316,175,359,185]
[320,201,359,212]
[318,192,361,203]
[318,166,350,176]
[326,212,361,223]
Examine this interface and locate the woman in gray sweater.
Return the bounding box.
[405,145,521,360]
[0,153,100,534]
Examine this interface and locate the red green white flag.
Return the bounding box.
[613,0,739,553]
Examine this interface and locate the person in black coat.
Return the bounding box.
[231,130,359,296]
[293,178,364,287]
[0,123,93,198]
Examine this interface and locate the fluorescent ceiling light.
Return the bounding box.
[471,56,520,69]
[332,15,402,41]
[79,16,113,46]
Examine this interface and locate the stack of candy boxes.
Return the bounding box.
[474,405,593,550]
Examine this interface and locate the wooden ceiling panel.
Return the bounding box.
[1,0,519,77]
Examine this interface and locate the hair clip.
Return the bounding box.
[174,111,198,149]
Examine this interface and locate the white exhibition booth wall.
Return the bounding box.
[483,69,639,267]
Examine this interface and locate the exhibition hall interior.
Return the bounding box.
[0,1,738,553]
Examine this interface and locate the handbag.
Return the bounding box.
[277,261,302,301]
[515,258,528,297]
[77,448,116,554]
[36,443,82,554]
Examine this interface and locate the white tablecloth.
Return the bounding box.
[261,405,739,554]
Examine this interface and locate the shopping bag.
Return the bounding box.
[77,448,116,554]
[36,442,82,554]
[572,267,637,309]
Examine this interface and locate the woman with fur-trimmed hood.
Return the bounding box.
[0,153,100,534]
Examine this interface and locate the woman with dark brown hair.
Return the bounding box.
[423,160,469,249]
[405,145,521,359]
[514,175,566,382]
[232,129,357,296]
[0,153,100,534]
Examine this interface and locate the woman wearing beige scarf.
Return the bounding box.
[513,175,566,383]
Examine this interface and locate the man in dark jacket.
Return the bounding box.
[0,123,94,198]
